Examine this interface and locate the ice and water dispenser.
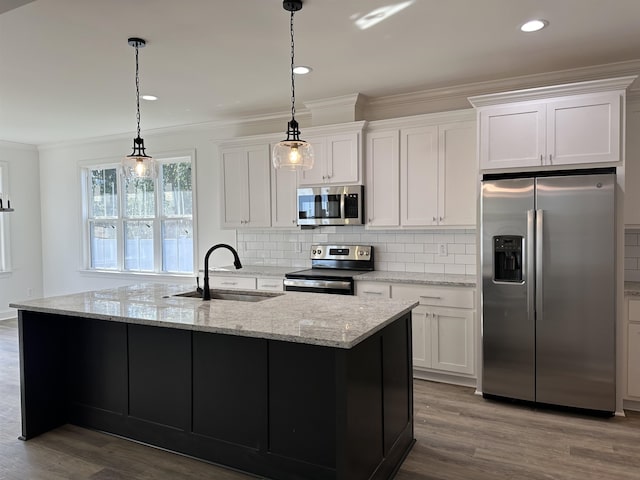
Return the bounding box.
[493,235,523,282]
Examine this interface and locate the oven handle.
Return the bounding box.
[283,279,353,291]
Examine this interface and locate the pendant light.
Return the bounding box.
[272,0,314,170]
[122,37,156,179]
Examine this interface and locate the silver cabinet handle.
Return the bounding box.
[540,154,543,164]
[432,216,437,222]
[439,216,443,222]
[362,291,382,295]
[419,295,442,299]
[221,281,238,286]
[261,284,279,288]
[549,154,553,164]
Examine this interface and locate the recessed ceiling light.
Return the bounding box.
[520,19,548,33]
[293,65,312,75]
[141,94,158,101]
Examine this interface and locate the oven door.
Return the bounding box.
[283,278,354,295]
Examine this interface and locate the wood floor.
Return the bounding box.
[2,317,640,480]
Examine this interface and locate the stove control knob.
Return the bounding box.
[317,249,322,255]
[359,250,364,256]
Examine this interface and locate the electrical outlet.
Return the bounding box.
[438,243,448,256]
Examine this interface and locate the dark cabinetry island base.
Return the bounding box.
[18,311,414,480]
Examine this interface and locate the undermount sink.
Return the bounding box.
[174,289,283,302]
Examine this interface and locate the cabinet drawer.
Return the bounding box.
[257,278,284,291]
[356,281,391,299]
[391,284,474,309]
[629,299,640,322]
[209,275,256,290]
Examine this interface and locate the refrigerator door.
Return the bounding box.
[535,173,615,412]
[481,178,535,401]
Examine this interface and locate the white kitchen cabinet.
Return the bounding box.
[365,111,477,229]
[392,284,475,377]
[356,280,476,383]
[220,144,271,228]
[256,277,284,291]
[401,126,439,226]
[365,130,400,227]
[298,132,361,186]
[270,160,298,228]
[355,281,391,298]
[627,298,640,397]
[624,101,640,226]
[209,275,257,290]
[469,77,635,171]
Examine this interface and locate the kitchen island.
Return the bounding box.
[11,284,417,480]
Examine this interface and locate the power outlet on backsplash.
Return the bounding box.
[438,243,448,256]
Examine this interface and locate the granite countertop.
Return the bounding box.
[209,264,477,287]
[206,265,295,278]
[10,283,417,349]
[356,271,476,287]
[625,281,640,296]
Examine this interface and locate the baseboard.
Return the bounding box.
[412,368,476,388]
[623,398,640,412]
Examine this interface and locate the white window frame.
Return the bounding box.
[0,162,12,273]
[79,151,197,277]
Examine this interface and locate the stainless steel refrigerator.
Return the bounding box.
[481,170,616,414]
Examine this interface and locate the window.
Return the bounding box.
[0,162,11,272]
[83,155,194,274]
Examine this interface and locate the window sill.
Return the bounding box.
[79,269,194,282]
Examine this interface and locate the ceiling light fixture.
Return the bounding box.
[293,65,312,75]
[520,19,548,32]
[122,37,156,180]
[272,0,314,171]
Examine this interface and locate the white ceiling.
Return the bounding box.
[2,0,640,146]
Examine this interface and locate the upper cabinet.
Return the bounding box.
[625,98,640,226]
[220,143,272,228]
[469,76,636,171]
[365,111,477,229]
[297,122,365,186]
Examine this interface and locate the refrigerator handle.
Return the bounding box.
[536,209,544,317]
[527,210,535,321]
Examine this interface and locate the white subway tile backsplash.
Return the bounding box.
[237,226,478,274]
[625,229,640,281]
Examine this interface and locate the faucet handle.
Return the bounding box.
[196,276,203,293]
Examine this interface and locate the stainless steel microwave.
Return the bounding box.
[297,185,364,226]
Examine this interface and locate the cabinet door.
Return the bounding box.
[297,137,326,186]
[271,162,298,227]
[401,126,438,226]
[366,130,400,227]
[221,148,249,227]
[246,146,272,227]
[411,306,431,368]
[479,103,546,170]
[221,145,271,228]
[547,93,621,166]
[624,106,640,225]
[438,121,477,226]
[628,323,640,397]
[326,133,359,184]
[430,307,474,375]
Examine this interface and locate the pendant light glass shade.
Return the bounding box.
[273,0,314,171]
[122,37,156,180]
[272,120,314,170]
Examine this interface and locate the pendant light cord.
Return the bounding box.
[134,43,141,139]
[290,10,296,121]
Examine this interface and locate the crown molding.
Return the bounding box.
[366,59,640,117]
[468,76,637,108]
[0,140,37,151]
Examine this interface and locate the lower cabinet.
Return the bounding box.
[627,298,640,398]
[357,280,476,385]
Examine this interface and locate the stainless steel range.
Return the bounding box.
[284,245,374,295]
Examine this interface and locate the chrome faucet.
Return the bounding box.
[202,244,243,300]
